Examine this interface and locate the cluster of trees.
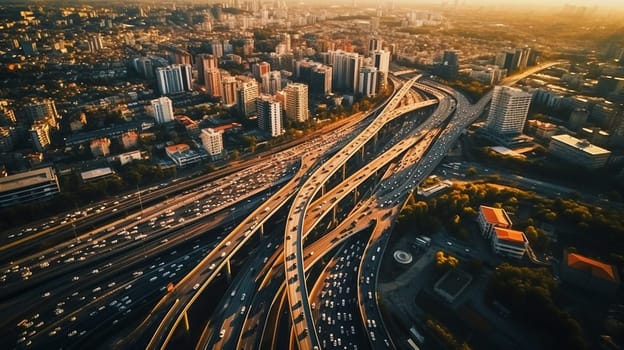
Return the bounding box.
[435,251,459,271]
[486,263,587,349]
[425,319,472,350]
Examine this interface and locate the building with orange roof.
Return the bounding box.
[165,143,205,167]
[478,205,512,239]
[491,227,527,259]
[561,249,620,295]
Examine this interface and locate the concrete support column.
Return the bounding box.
[259,223,264,239]
[332,206,337,223]
[341,164,346,181]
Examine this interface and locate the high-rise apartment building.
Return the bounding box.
[205,68,222,98]
[221,75,239,106]
[368,37,383,56]
[237,80,259,117]
[358,66,378,97]
[24,99,59,129]
[329,50,362,94]
[268,71,282,95]
[372,50,390,85]
[88,34,104,52]
[156,64,192,95]
[196,54,218,87]
[151,96,174,124]
[201,128,224,160]
[252,61,271,82]
[285,83,309,122]
[256,95,283,137]
[485,86,532,135]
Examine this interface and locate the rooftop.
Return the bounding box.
[550,134,611,156]
[0,167,57,193]
[494,227,526,243]
[480,205,510,227]
[567,252,618,282]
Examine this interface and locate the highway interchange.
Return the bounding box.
[1,63,562,350]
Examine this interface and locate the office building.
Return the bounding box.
[485,86,532,136]
[155,64,193,95]
[491,227,528,260]
[237,80,259,117]
[151,97,174,124]
[0,167,60,208]
[478,205,512,239]
[256,95,283,137]
[548,134,611,169]
[358,66,379,97]
[437,50,459,79]
[368,37,383,56]
[165,144,204,167]
[30,120,51,152]
[310,65,333,96]
[285,83,309,122]
[329,50,362,94]
[201,128,224,160]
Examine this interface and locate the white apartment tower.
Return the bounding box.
[201,128,224,160]
[285,83,309,122]
[151,96,174,124]
[237,80,259,117]
[358,66,378,97]
[485,85,532,135]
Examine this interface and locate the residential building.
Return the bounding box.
[256,95,283,137]
[205,68,222,97]
[372,50,390,85]
[485,85,532,136]
[491,227,528,259]
[358,66,379,97]
[174,115,200,136]
[155,64,192,95]
[201,128,224,160]
[151,97,174,124]
[120,131,139,149]
[252,61,271,82]
[237,80,259,117]
[268,71,282,95]
[561,249,620,295]
[0,167,60,207]
[24,99,59,128]
[548,134,611,169]
[30,120,51,152]
[329,50,362,94]
[196,54,218,87]
[221,75,239,106]
[284,83,309,122]
[0,126,14,152]
[478,205,512,239]
[90,137,111,157]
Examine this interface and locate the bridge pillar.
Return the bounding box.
[354,189,359,204]
[225,259,232,283]
[332,206,337,223]
[360,147,365,161]
[322,183,326,196]
[183,310,190,331]
[373,133,378,152]
[341,164,346,181]
[259,223,264,239]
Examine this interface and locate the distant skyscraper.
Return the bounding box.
[284,83,309,122]
[256,95,283,137]
[485,86,532,135]
[221,75,239,106]
[329,50,362,94]
[201,128,224,160]
[151,96,174,124]
[156,64,192,95]
[237,80,259,116]
[358,66,378,97]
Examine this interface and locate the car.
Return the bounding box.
[219,329,225,338]
[193,283,200,290]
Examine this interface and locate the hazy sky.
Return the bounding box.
[390,0,624,9]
